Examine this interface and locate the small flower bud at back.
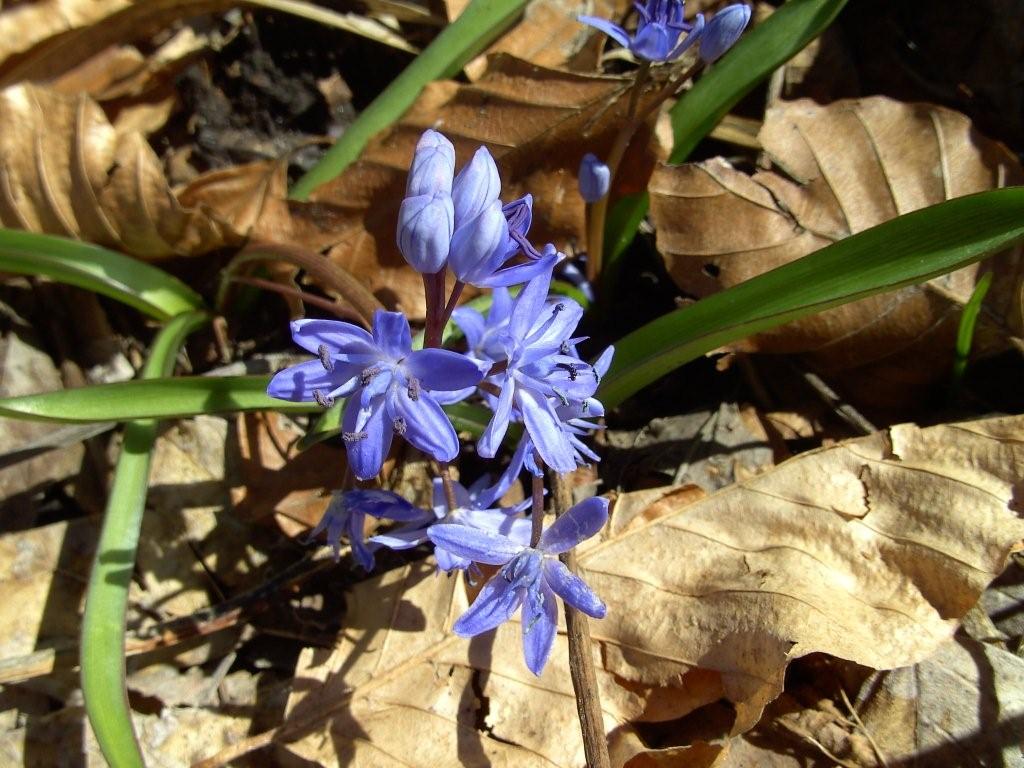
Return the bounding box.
[406,129,455,197]
[578,153,610,203]
[699,4,751,63]
[452,146,501,225]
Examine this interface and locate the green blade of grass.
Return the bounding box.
[669,0,848,163]
[952,271,994,386]
[0,230,204,321]
[80,310,208,768]
[600,188,1024,408]
[0,376,316,423]
[290,0,528,199]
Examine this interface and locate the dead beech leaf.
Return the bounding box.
[649,97,1024,410]
[0,83,278,258]
[580,415,1024,733]
[289,53,660,316]
[276,561,644,767]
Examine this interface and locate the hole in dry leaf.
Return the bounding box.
[702,263,720,278]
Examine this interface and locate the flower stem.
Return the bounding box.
[438,461,459,513]
[439,280,466,332]
[551,471,610,768]
[586,60,703,284]
[529,461,545,548]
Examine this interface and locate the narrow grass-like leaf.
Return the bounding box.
[80,310,208,768]
[600,188,1024,408]
[668,0,848,163]
[0,376,316,423]
[952,271,994,385]
[290,0,529,199]
[0,230,203,321]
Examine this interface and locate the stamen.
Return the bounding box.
[392,417,407,435]
[317,344,333,372]
[342,430,368,442]
[551,303,565,316]
[312,389,334,408]
[556,362,580,381]
[407,377,421,401]
[559,340,571,355]
[360,366,382,386]
[552,387,570,407]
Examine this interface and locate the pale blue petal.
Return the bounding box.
[451,307,486,350]
[452,146,502,225]
[522,582,558,675]
[508,270,552,341]
[267,359,357,402]
[668,13,704,59]
[371,310,412,360]
[431,385,476,405]
[342,394,393,480]
[405,348,486,391]
[578,15,631,47]
[543,559,606,618]
[397,193,453,275]
[386,385,459,462]
[289,319,377,358]
[427,525,523,565]
[516,387,576,473]
[478,381,515,458]
[452,571,522,636]
[539,497,609,554]
[449,201,508,284]
[406,129,455,197]
[474,248,561,289]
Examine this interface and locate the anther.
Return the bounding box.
[392,417,407,435]
[551,303,565,316]
[360,366,381,386]
[407,377,421,401]
[342,430,368,443]
[556,362,580,381]
[317,344,333,372]
[312,389,334,408]
[559,340,571,355]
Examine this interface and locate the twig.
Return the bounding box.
[530,463,545,547]
[550,471,611,768]
[794,364,877,436]
[838,686,889,767]
[227,275,364,323]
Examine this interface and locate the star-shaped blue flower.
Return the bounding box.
[580,0,705,63]
[267,310,485,480]
[428,496,609,675]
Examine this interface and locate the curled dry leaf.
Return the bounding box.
[649,97,1024,410]
[289,53,661,316]
[581,414,1024,733]
[0,83,283,258]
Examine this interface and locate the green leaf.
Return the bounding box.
[952,270,994,385]
[0,375,316,423]
[0,229,204,321]
[289,0,528,199]
[80,310,208,768]
[669,0,848,164]
[600,188,1024,408]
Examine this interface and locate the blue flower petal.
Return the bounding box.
[405,348,486,391]
[289,319,377,359]
[522,582,558,675]
[397,192,454,275]
[342,394,393,480]
[386,385,459,463]
[267,359,359,402]
[371,310,413,360]
[451,307,486,351]
[452,146,502,225]
[427,524,524,565]
[543,559,606,618]
[452,570,523,636]
[539,496,609,554]
[578,14,631,48]
[449,200,508,285]
[478,380,515,459]
[507,270,552,341]
[516,387,576,473]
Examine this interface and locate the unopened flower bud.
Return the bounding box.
[449,199,508,284]
[452,146,501,225]
[397,192,454,274]
[699,4,751,63]
[406,129,455,198]
[578,153,610,203]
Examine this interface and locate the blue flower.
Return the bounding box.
[448,147,560,287]
[477,270,601,473]
[451,286,513,365]
[306,489,430,570]
[427,496,609,675]
[578,153,610,203]
[267,310,485,480]
[580,0,705,63]
[699,4,751,63]
[397,130,455,275]
[371,476,531,572]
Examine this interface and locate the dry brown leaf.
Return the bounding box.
[857,635,1024,767]
[287,53,659,315]
[581,415,1024,733]
[0,83,281,258]
[275,561,645,767]
[649,97,1024,410]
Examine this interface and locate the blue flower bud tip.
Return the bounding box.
[578,153,610,203]
[700,3,751,63]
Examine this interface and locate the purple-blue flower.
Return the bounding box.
[580,0,705,63]
[428,496,609,675]
[306,489,429,570]
[267,311,485,480]
[699,4,751,63]
[578,153,610,203]
[371,476,531,572]
[398,129,455,275]
[476,270,601,473]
